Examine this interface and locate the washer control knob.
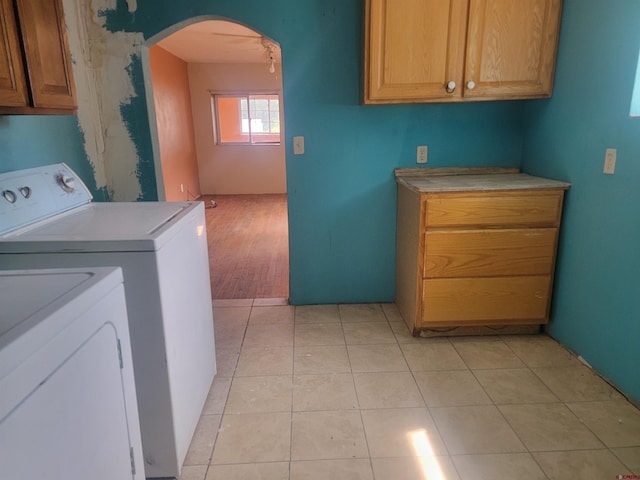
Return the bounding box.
[19,186,32,198]
[2,190,17,203]
[56,174,75,193]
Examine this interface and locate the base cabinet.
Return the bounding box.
[395,171,569,336]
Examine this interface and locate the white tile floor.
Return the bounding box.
[179,301,640,480]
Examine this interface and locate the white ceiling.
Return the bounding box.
[156,20,281,64]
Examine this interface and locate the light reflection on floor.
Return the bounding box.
[409,429,447,480]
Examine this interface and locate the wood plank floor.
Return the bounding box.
[202,194,289,300]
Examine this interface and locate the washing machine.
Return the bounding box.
[0,267,144,479]
[0,164,216,478]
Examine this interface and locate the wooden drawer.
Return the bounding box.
[421,276,551,325]
[425,192,563,227]
[424,228,557,278]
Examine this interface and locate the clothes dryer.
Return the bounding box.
[0,267,144,480]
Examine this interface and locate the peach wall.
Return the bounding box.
[149,46,200,201]
[188,63,286,194]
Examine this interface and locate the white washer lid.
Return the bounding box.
[20,203,188,238]
[0,271,93,337]
[1,202,200,252]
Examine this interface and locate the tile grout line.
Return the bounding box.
[403,325,547,477]
[393,315,462,476]
[289,304,298,472]
[469,337,546,473]
[381,303,469,479]
[206,302,253,475]
[195,303,640,479]
[516,345,627,463]
[341,304,377,479]
[479,338,620,478]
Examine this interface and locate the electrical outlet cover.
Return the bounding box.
[604,148,616,175]
[417,146,428,164]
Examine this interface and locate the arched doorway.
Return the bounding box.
[142,19,289,301]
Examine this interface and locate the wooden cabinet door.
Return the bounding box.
[14,0,76,110]
[365,0,469,103]
[464,0,562,99]
[0,0,29,107]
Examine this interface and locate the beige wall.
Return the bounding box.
[149,46,201,201]
[188,63,286,194]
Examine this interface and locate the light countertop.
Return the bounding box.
[396,169,571,193]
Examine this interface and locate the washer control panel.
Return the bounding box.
[0,163,92,236]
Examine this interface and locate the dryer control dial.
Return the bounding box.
[56,174,75,193]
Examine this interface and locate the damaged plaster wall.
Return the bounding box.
[62,0,145,201]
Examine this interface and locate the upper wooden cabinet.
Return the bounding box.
[0,0,29,107]
[364,0,563,104]
[0,0,76,114]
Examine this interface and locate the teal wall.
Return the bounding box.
[522,0,640,403]
[2,0,638,403]
[104,0,525,304]
[0,115,107,199]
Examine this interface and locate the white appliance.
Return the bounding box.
[0,164,216,478]
[0,267,144,480]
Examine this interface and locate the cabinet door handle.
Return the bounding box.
[466,81,476,90]
[445,81,457,93]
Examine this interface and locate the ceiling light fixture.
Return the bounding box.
[262,38,277,74]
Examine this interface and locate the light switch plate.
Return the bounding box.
[293,136,305,155]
